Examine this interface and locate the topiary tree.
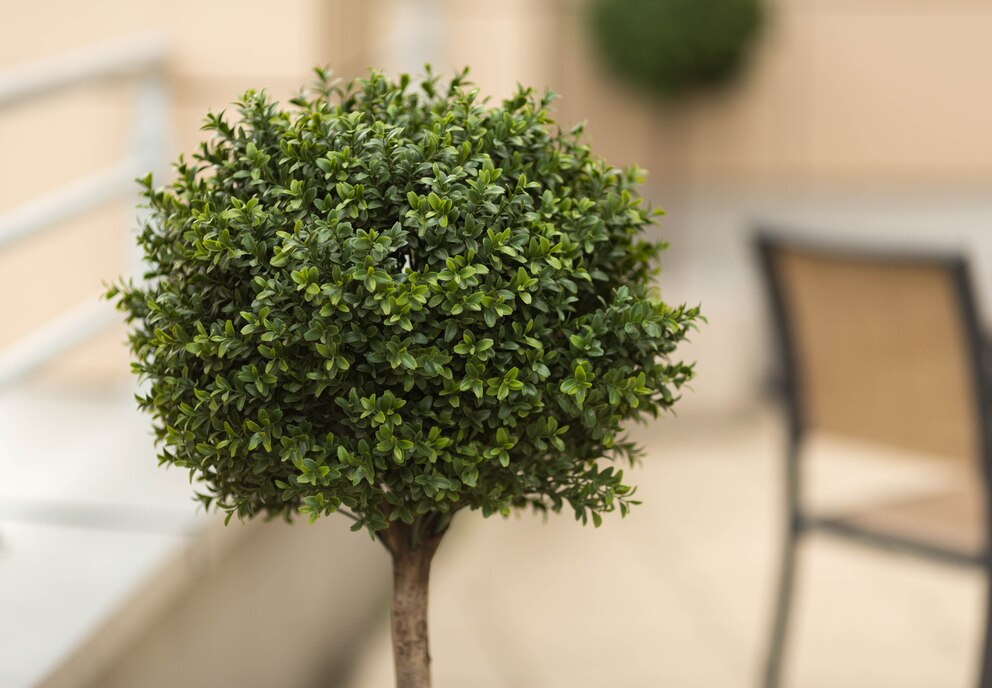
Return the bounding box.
[590,0,765,100]
[109,67,699,688]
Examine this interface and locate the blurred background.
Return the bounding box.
[2,1,992,686]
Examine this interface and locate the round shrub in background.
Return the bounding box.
[590,0,765,99]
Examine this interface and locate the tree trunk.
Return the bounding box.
[384,521,445,688]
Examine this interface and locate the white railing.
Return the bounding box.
[0,35,168,388]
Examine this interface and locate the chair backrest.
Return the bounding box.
[757,232,987,465]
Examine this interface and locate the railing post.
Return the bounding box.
[131,65,168,280]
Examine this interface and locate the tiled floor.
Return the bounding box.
[345,410,986,688]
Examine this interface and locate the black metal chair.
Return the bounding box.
[756,230,992,687]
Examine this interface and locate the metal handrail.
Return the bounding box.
[0,162,136,250]
[0,35,168,389]
[0,34,168,108]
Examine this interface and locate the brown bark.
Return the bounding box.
[382,521,445,688]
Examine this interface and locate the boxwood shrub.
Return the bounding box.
[110,67,698,687]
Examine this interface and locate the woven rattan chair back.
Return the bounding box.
[766,243,979,462]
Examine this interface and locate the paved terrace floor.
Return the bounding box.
[345,410,985,688]
[0,381,984,687]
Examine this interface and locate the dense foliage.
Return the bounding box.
[590,0,764,99]
[111,68,698,536]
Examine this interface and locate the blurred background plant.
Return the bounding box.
[589,0,765,99]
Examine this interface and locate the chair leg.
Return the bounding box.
[978,569,992,688]
[763,528,799,688]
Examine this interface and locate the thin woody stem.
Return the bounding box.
[382,518,449,688]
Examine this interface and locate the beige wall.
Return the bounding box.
[0,0,378,387]
[425,0,992,189]
[0,0,376,173]
[4,0,992,395]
